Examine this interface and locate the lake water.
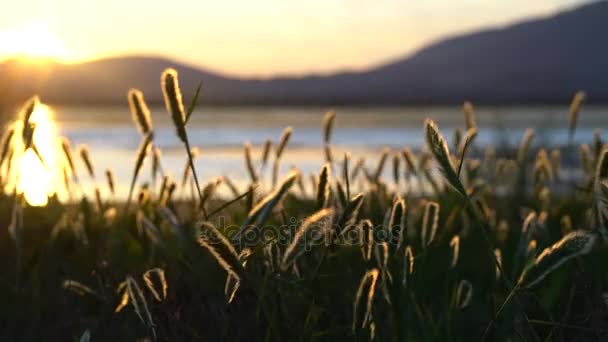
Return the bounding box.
[49,104,606,199]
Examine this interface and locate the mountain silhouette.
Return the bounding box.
[1,1,607,106]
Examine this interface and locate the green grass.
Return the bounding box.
[0,71,607,341]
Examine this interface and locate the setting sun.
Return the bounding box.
[0,22,66,61]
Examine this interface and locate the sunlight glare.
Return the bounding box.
[0,22,66,61]
[16,103,61,206]
[18,149,50,206]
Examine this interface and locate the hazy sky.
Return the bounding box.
[0,0,590,76]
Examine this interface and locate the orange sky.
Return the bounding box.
[0,0,589,77]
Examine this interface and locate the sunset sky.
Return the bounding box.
[0,0,590,77]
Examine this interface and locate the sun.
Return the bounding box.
[0,22,67,61]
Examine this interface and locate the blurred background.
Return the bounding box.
[0,0,606,199]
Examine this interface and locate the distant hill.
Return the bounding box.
[1,1,607,106]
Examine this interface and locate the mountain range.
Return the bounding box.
[1,1,607,106]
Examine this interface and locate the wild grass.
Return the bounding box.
[0,68,607,341]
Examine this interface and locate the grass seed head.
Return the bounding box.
[322,110,336,144]
[60,137,77,180]
[392,152,400,185]
[161,68,187,143]
[352,268,380,332]
[568,91,585,139]
[244,142,258,183]
[20,96,39,141]
[261,139,272,167]
[450,235,460,268]
[456,279,473,310]
[424,119,466,196]
[517,129,535,164]
[518,230,596,288]
[142,268,168,302]
[276,126,292,159]
[402,245,414,287]
[78,145,95,179]
[198,221,243,279]
[421,201,440,248]
[105,169,115,195]
[128,88,153,135]
[463,101,477,130]
[281,208,334,271]
[316,164,331,209]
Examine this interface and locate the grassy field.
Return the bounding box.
[0,70,606,341]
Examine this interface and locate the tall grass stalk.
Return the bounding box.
[272,127,292,189]
[125,133,153,211]
[161,68,207,219]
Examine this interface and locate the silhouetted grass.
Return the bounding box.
[0,72,606,341]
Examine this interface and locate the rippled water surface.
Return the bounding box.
[49,104,607,198]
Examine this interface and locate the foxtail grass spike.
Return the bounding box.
[281,208,334,271]
[152,147,162,181]
[20,96,39,141]
[421,201,439,248]
[201,177,222,208]
[105,169,115,195]
[79,145,95,179]
[463,101,477,130]
[392,152,400,186]
[494,249,502,280]
[316,164,331,209]
[455,280,473,310]
[198,221,244,280]
[60,137,78,181]
[517,230,595,288]
[517,129,535,165]
[352,268,380,332]
[450,235,460,268]
[128,88,153,135]
[142,268,168,302]
[63,280,99,298]
[244,142,258,183]
[424,120,467,196]
[94,187,103,212]
[343,153,351,198]
[161,68,187,143]
[338,192,364,230]
[238,171,298,237]
[261,139,272,168]
[567,91,585,142]
[389,198,406,247]
[402,246,414,287]
[276,126,292,159]
[322,110,336,144]
[457,127,478,176]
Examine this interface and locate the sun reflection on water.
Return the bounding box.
[14,103,61,206]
